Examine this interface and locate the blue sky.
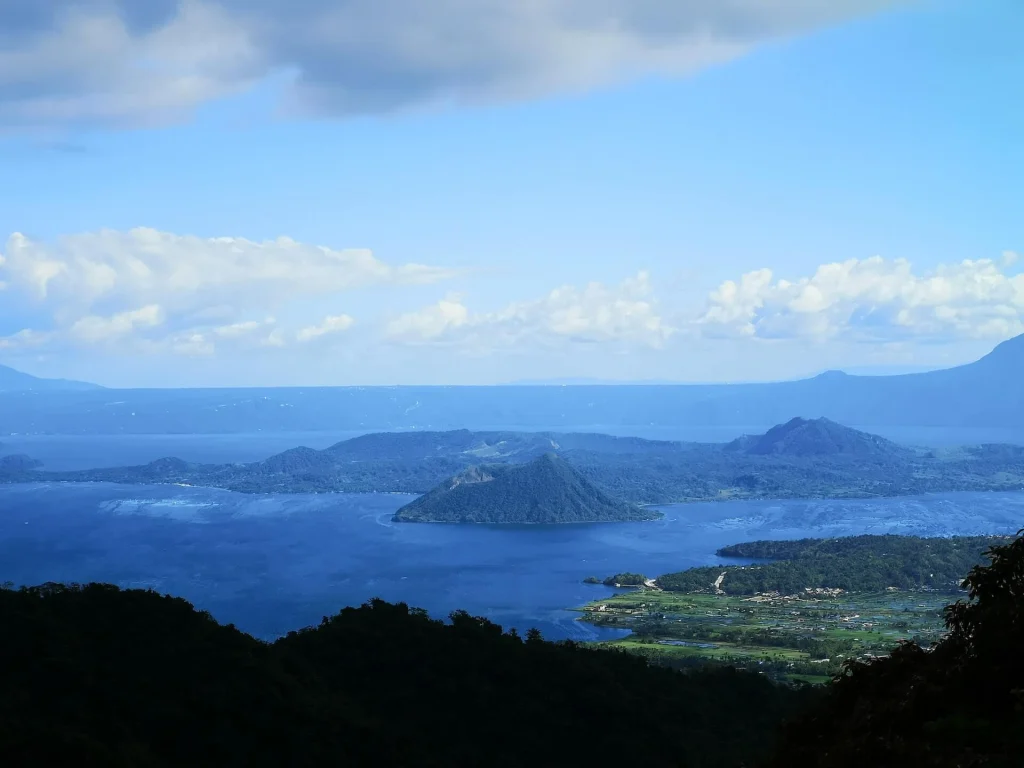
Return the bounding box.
[0,0,1021,387]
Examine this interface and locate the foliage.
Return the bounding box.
[602,572,647,586]
[770,532,1024,767]
[655,535,1008,595]
[0,581,809,767]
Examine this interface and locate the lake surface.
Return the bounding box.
[2,482,1022,641]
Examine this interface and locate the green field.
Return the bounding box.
[575,587,953,681]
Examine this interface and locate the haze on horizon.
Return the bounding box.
[0,0,1021,388]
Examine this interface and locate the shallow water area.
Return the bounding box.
[1,482,1022,641]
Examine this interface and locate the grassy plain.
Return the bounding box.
[576,587,953,681]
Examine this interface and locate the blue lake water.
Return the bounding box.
[2,481,1022,641]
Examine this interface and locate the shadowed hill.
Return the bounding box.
[771,532,1024,767]
[0,582,807,768]
[0,454,42,471]
[393,452,660,523]
[725,417,909,458]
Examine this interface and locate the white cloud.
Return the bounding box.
[261,329,287,348]
[0,328,53,351]
[387,271,672,349]
[0,228,450,352]
[386,296,470,342]
[211,317,277,339]
[296,314,355,342]
[697,253,1024,341]
[1,229,452,312]
[68,304,165,343]
[0,1,905,131]
[171,332,215,357]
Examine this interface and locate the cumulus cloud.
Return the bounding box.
[696,252,1024,342]
[1,229,452,312]
[0,328,52,351]
[68,304,164,343]
[261,329,287,348]
[171,332,215,357]
[296,314,355,342]
[0,227,451,352]
[0,0,905,130]
[386,297,470,342]
[386,272,672,349]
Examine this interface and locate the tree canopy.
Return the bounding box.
[772,532,1024,767]
[0,581,806,767]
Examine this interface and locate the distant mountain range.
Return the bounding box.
[1,333,1024,434]
[0,365,101,393]
[393,453,658,524]
[5,419,1024,508]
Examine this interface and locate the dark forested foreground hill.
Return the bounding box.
[7,419,1024,505]
[770,533,1024,767]
[0,583,807,768]
[4,534,1024,767]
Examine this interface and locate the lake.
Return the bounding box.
[2,481,1022,641]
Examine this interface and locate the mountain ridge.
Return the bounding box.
[0,364,101,392]
[2,333,1024,432]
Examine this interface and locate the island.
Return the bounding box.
[392,452,660,523]
[3,417,1024,505]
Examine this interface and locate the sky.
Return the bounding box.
[0,0,1021,387]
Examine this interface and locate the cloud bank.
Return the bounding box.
[0,227,450,353]
[2,227,1021,364]
[697,252,1024,342]
[386,271,672,349]
[0,0,904,130]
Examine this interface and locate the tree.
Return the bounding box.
[771,531,1024,767]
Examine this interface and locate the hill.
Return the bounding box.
[0,454,42,472]
[0,582,806,768]
[725,417,908,458]
[653,534,1009,594]
[0,364,100,393]
[392,452,660,523]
